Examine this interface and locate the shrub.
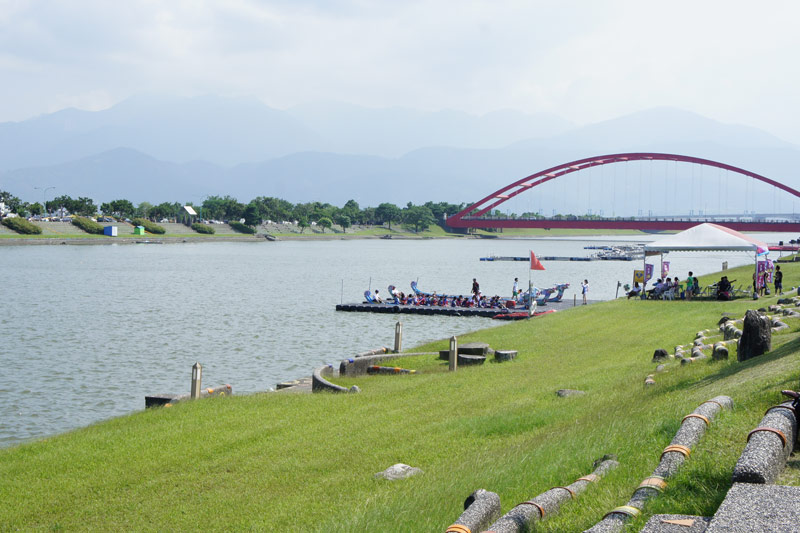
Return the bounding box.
[72,216,105,235]
[230,221,255,234]
[132,218,166,234]
[191,223,215,234]
[2,217,42,234]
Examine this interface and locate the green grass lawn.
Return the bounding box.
[1,261,798,531]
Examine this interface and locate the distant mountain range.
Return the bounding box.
[1,95,799,214]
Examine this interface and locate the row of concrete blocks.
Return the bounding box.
[445,457,619,533]
[639,396,799,532]
[583,396,734,533]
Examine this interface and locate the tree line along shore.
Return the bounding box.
[0,259,798,530]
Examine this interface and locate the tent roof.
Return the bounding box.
[643,223,768,254]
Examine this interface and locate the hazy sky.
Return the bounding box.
[2,1,800,142]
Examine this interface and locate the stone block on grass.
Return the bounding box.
[652,349,669,362]
[457,354,486,366]
[494,350,517,362]
[738,309,772,362]
[556,389,585,397]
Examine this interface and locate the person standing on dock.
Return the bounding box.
[581,279,588,305]
[512,277,519,298]
[472,278,480,296]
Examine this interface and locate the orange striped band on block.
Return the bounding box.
[661,444,691,460]
[577,474,599,483]
[747,427,788,448]
[702,400,724,409]
[637,476,667,492]
[445,525,471,533]
[682,413,710,426]
[517,500,545,518]
[603,505,641,519]
[552,486,576,499]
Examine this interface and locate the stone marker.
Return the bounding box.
[374,463,422,481]
[652,349,669,362]
[557,389,586,397]
[738,309,772,362]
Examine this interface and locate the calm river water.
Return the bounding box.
[1,234,793,447]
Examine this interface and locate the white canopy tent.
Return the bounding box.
[642,223,769,293]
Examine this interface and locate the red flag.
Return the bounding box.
[530,251,545,270]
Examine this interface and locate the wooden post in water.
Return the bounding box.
[394,321,403,353]
[191,362,202,399]
[449,336,458,372]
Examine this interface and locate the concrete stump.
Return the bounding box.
[738,310,772,362]
[457,354,486,366]
[494,350,517,362]
[458,342,492,355]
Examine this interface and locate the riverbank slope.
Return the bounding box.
[1,261,798,531]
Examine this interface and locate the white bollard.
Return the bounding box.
[191,362,202,399]
[394,321,403,353]
[449,336,458,372]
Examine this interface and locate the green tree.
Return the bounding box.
[28,202,44,216]
[317,216,333,233]
[74,197,97,216]
[0,191,21,213]
[136,202,153,219]
[375,203,401,229]
[297,217,309,233]
[333,213,351,233]
[243,203,261,227]
[403,205,435,233]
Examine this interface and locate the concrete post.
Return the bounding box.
[191,362,202,399]
[449,336,458,372]
[394,321,403,353]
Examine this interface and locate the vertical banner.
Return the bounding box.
[661,261,670,279]
[645,263,654,282]
[633,270,644,284]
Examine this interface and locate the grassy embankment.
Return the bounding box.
[1,261,798,531]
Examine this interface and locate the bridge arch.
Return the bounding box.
[446,152,800,229]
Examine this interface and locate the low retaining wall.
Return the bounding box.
[312,364,358,393]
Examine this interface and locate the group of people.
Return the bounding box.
[627,265,785,301]
[628,271,700,300]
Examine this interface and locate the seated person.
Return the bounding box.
[717,276,733,300]
[627,282,642,299]
[374,289,383,303]
[648,279,666,298]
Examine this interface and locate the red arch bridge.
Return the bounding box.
[446,152,800,233]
